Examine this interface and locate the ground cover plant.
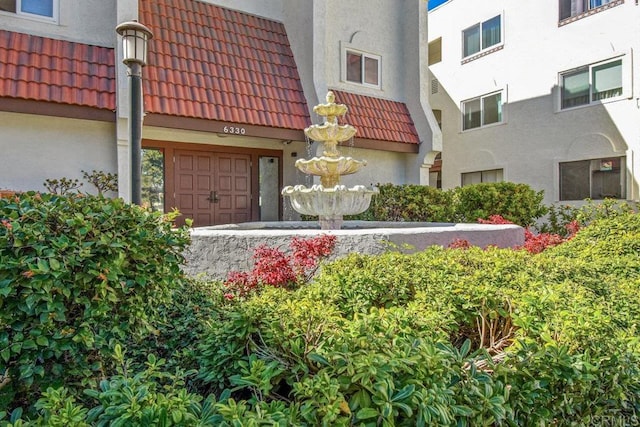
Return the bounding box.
[1,192,639,426]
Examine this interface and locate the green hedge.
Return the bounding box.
[345,182,546,226]
[0,193,191,410]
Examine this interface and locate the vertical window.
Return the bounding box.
[560,157,625,200]
[141,148,165,212]
[592,60,622,101]
[259,156,280,221]
[560,58,623,109]
[0,0,56,18]
[561,68,590,108]
[462,91,502,130]
[432,109,442,129]
[345,49,381,88]
[462,169,504,186]
[428,38,442,65]
[429,153,442,190]
[463,15,501,58]
[559,0,615,20]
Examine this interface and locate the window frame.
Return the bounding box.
[0,0,58,22]
[343,48,381,89]
[461,168,504,187]
[559,56,626,110]
[461,14,503,60]
[559,156,626,201]
[461,90,504,131]
[558,0,619,22]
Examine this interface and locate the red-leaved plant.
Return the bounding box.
[224,234,337,299]
[449,215,580,254]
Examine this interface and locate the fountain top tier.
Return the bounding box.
[305,91,357,158]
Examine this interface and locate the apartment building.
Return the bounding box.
[0,0,440,225]
[428,0,640,204]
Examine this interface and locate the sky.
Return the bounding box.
[428,0,449,10]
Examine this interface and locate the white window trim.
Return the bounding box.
[0,0,59,22]
[557,53,631,112]
[461,89,505,132]
[341,47,382,89]
[461,13,504,60]
[558,0,623,23]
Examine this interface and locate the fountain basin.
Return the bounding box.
[184,221,525,280]
[282,184,378,228]
[305,123,356,143]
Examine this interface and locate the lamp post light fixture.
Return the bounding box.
[116,21,153,205]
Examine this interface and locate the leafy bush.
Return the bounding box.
[0,192,190,411]
[3,196,639,425]
[224,234,337,298]
[347,182,546,226]
[538,198,637,236]
[452,182,547,226]
[192,213,640,425]
[348,183,456,222]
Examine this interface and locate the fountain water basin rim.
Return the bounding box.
[185,222,526,280]
[281,184,378,217]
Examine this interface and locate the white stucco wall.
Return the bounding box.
[429,0,640,204]
[0,0,116,47]
[0,112,117,193]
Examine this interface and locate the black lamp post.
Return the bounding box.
[115,21,153,205]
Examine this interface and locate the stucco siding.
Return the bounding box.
[0,0,116,47]
[429,0,640,203]
[0,112,117,193]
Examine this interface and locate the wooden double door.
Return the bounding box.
[174,150,251,227]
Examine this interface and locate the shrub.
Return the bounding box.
[3,202,639,424]
[193,213,640,424]
[347,182,546,227]
[0,192,190,411]
[223,234,336,298]
[452,181,547,226]
[348,183,456,222]
[538,198,637,236]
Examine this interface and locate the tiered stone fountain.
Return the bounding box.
[185,93,525,280]
[282,91,378,229]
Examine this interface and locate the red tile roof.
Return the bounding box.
[0,30,115,111]
[332,90,419,145]
[140,0,311,131]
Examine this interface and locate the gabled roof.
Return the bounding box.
[140,0,311,131]
[0,30,115,112]
[332,90,420,146]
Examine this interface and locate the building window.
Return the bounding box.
[0,0,56,19]
[560,58,623,109]
[462,169,503,186]
[560,157,625,200]
[432,109,442,129]
[559,0,616,21]
[462,91,502,130]
[463,15,501,58]
[345,49,380,88]
[429,153,442,189]
[428,38,442,65]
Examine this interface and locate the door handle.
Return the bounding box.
[207,191,219,203]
